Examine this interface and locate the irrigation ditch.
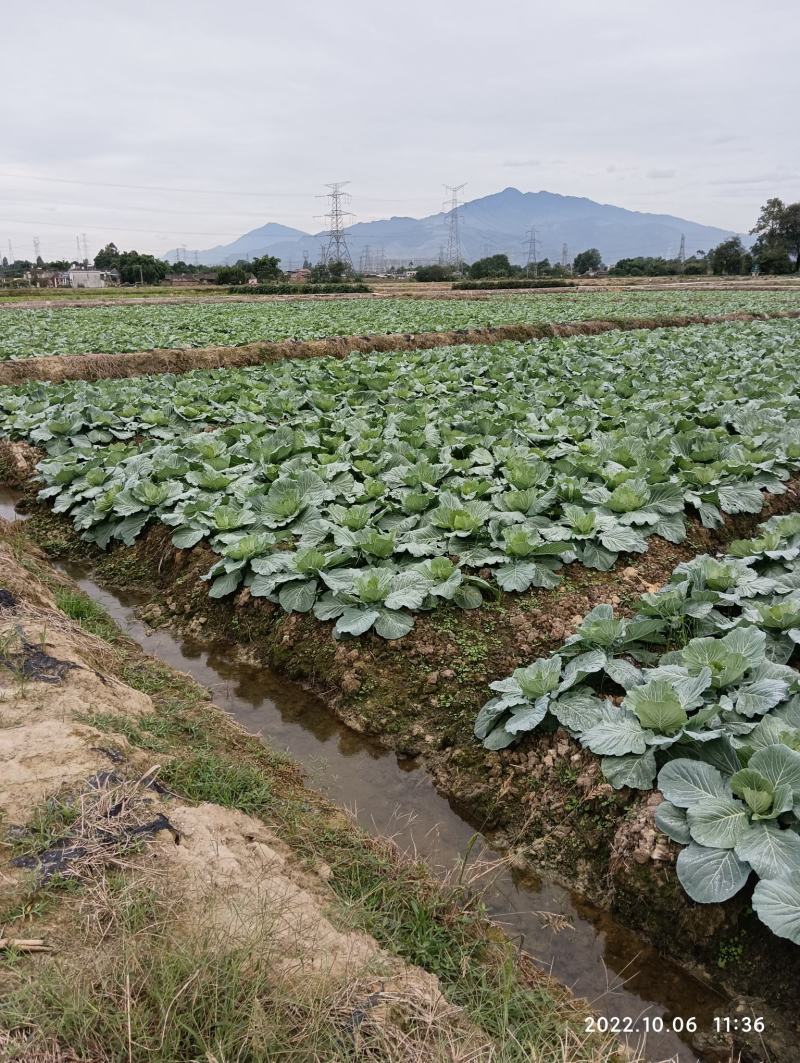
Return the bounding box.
[2,308,800,385]
[1,497,625,1061]
[3,452,800,1060]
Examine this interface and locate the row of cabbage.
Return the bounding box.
[475,512,800,943]
[0,320,798,640]
[1,289,799,360]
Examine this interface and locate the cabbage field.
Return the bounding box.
[476,510,800,945]
[1,288,800,359]
[1,318,799,640]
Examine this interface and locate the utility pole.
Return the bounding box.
[7,240,14,263]
[81,233,89,265]
[524,227,539,278]
[33,236,41,263]
[678,233,686,272]
[76,236,82,264]
[318,182,354,269]
[444,183,466,270]
[561,242,569,271]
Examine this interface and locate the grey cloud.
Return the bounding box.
[2,0,798,259]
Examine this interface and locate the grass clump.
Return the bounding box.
[53,585,119,642]
[160,752,274,816]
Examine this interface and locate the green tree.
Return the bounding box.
[117,251,168,285]
[216,265,249,285]
[682,256,708,276]
[572,248,603,275]
[752,238,792,274]
[468,254,512,279]
[750,197,800,273]
[94,243,120,270]
[415,264,453,282]
[251,255,282,281]
[309,260,350,283]
[609,256,685,277]
[534,257,552,275]
[708,237,748,275]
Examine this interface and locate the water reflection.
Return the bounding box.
[0,487,719,1061]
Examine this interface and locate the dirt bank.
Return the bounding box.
[2,307,799,384]
[4,435,800,1054]
[0,515,623,1062]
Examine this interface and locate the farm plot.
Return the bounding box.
[1,288,800,360]
[1,318,799,639]
[476,509,800,946]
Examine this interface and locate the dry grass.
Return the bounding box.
[10,770,167,884]
[0,602,122,678]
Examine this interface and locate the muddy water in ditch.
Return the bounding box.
[0,489,721,1062]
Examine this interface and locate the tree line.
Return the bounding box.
[2,197,798,287]
[415,197,800,280]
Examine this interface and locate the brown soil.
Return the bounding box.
[2,308,799,385]
[0,520,505,1061]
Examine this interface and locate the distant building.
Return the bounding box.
[288,268,311,282]
[164,275,199,287]
[58,266,120,289]
[246,276,259,286]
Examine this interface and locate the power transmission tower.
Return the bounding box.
[81,233,89,264]
[524,227,539,277]
[76,236,82,264]
[318,182,354,268]
[678,233,686,271]
[561,243,569,270]
[7,240,14,263]
[444,183,466,269]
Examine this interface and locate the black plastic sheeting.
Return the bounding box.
[12,772,179,881]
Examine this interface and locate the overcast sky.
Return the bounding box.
[3,0,798,261]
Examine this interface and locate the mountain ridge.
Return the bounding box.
[169,187,740,268]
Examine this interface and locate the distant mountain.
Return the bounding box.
[165,223,307,267]
[175,188,740,268]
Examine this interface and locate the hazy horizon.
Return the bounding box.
[4,0,798,261]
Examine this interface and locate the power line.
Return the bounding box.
[0,173,312,199]
[318,182,354,268]
[6,194,309,222]
[0,173,434,207]
[524,226,539,277]
[0,215,246,238]
[444,183,466,269]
